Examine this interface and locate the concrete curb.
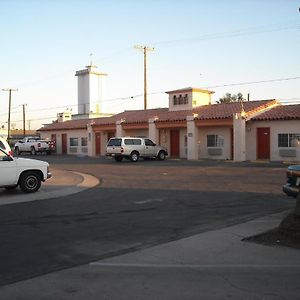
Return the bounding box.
[0,171,100,206]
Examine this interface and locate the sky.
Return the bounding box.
[0,0,299,130]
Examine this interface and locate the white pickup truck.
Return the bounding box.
[0,148,51,193]
[14,137,53,155]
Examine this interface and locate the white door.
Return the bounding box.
[144,139,157,157]
[0,150,17,186]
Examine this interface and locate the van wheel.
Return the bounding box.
[115,156,123,162]
[130,151,139,162]
[157,151,166,161]
[19,172,41,193]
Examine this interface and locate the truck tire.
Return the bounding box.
[15,147,20,156]
[19,171,41,193]
[30,146,36,155]
[130,151,139,162]
[157,151,166,161]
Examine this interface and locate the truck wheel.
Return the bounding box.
[30,147,36,155]
[157,151,166,161]
[130,151,139,162]
[15,147,20,156]
[19,171,41,193]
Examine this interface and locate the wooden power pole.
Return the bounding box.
[2,88,18,143]
[134,45,155,110]
[22,104,27,138]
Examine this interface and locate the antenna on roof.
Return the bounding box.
[89,53,94,66]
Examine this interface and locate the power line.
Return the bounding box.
[1,75,300,120]
[151,23,300,46]
[205,76,300,89]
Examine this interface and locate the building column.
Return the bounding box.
[87,124,95,157]
[116,120,125,137]
[148,117,159,143]
[233,113,246,161]
[187,116,198,160]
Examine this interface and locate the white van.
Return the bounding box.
[106,137,168,162]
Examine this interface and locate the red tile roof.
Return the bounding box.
[92,108,169,126]
[252,104,300,121]
[38,100,279,131]
[156,100,278,122]
[38,118,90,131]
[194,99,278,120]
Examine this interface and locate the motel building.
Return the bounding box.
[38,64,300,162]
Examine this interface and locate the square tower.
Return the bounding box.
[166,87,214,111]
[75,64,107,115]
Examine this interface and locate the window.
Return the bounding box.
[179,94,183,104]
[124,139,141,145]
[145,139,155,146]
[207,135,224,147]
[173,95,178,105]
[278,133,300,147]
[107,138,122,147]
[173,94,189,105]
[70,138,79,147]
[184,94,188,104]
[81,137,88,147]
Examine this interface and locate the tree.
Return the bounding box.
[218,92,245,104]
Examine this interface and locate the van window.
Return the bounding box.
[107,138,122,147]
[133,139,142,145]
[0,141,4,149]
[124,139,142,145]
[124,139,134,145]
[145,139,155,146]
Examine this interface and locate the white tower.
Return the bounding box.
[75,58,107,115]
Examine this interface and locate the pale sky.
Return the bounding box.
[0,0,299,129]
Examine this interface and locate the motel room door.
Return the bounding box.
[95,132,101,156]
[61,134,67,154]
[257,127,270,160]
[170,130,180,158]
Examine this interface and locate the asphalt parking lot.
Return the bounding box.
[0,154,298,299]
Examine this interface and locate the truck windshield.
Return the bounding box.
[107,138,122,147]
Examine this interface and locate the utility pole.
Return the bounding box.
[134,45,155,110]
[2,88,18,144]
[22,104,27,138]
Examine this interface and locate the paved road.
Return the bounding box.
[0,156,295,286]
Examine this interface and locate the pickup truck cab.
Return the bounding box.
[283,165,300,198]
[0,148,52,193]
[14,136,53,155]
[106,137,168,162]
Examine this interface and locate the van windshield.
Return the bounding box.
[107,138,122,147]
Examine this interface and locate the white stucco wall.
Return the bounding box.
[159,129,170,154]
[40,129,88,155]
[246,120,300,161]
[197,127,232,160]
[180,129,188,158]
[77,75,90,114]
[123,129,149,138]
[192,91,211,107]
